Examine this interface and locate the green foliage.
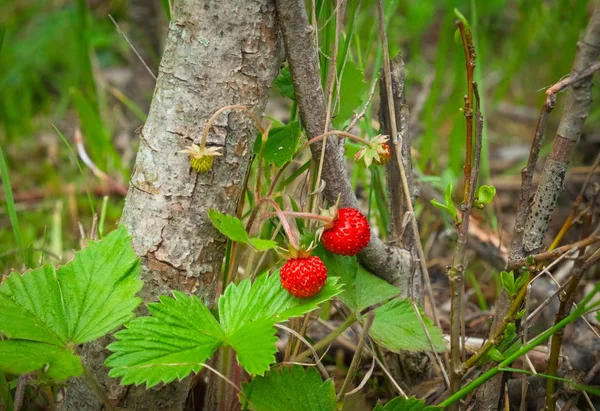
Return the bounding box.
[430,183,457,221]
[274,66,295,100]
[373,396,442,410]
[474,185,496,208]
[0,145,29,267]
[208,209,277,251]
[261,121,301,168]
[332,61,367,129]
[0,226,142,380]
[106,272,342,387]
[369,299,446,353]
[314,246,398,313]
[242,366,337,411]
[500,270,529,298]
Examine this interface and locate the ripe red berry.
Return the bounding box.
[321,208,370,256]
[374,142,392,165]
[280,256,328,298]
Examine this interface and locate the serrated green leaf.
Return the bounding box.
[374,396,442,410]
[333,61,366,128]
[262,121,301,167]
[59,225,142,343]
[208,209,250,243]
[274,66,295,100]
[242,366,337,411]
[107,273,342,384]
[226,319,277,376]
[106,291,224,387]
[247,238,278,251]
[315,246,398,312]
[0,225,141,347]
[219,272,342,334]
[0,264,68,346]
[370,299,446,352]
[0,341,82,381]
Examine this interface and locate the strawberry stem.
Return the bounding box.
[263,199,300,250]
[201,105,265,150]
[304,130,373,149]
[262,210,333,225]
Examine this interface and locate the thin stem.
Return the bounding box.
[293,313,357,362]
[337,312,375,400]
[200,105,264,150]
[263,199,300,250]
[262,210,333,225]
[304,130,373,148]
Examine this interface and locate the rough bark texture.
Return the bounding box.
[275,0,412,286]
[61,1,281,409]
[475,8,600,411]
[378,55,420,301]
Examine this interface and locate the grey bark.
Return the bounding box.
[61,0,281,409]
[275,0,412,286]
[378,55,421,301]
[475,8,600,411]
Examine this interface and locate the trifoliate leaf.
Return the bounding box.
[58,224,142,343]
[0,264,68,346]
[373,396,442,410]
[0,341,82,381]
[314,246,398,313]
[370,299,446,352]
[333,61,367,128]
[107,272,342,384]
[274,66,295,100]
[0,225,141,381]
[242,366,337,411]
[262,121,301,167]
[106,291,225,387]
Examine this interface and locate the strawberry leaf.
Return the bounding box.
[242,366,337,411]
[333,61,366,129]
[0,226,141,380]
[369,298,446,352]
[208,209,277,251]
[107,272,342,385]
[314,246,398,313]
[106,291,225,387]
[262,121,301,167]
[0,341,83,381]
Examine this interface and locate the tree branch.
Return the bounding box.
[275,0,412,285]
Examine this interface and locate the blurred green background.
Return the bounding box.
[1,0,599,272]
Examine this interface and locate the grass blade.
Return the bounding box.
[0,145,27,267]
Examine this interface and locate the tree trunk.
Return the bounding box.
[60,0,281,409]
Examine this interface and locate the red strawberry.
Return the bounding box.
[321,208,370,256]
[373,142,392,165]
[280,256,328,298]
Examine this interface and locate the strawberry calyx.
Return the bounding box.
[354,134,390,168]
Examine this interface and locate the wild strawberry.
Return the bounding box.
[280,256,328,298]
[373,142,391,165]
[181,143,223,173]
[320,208,370,256]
